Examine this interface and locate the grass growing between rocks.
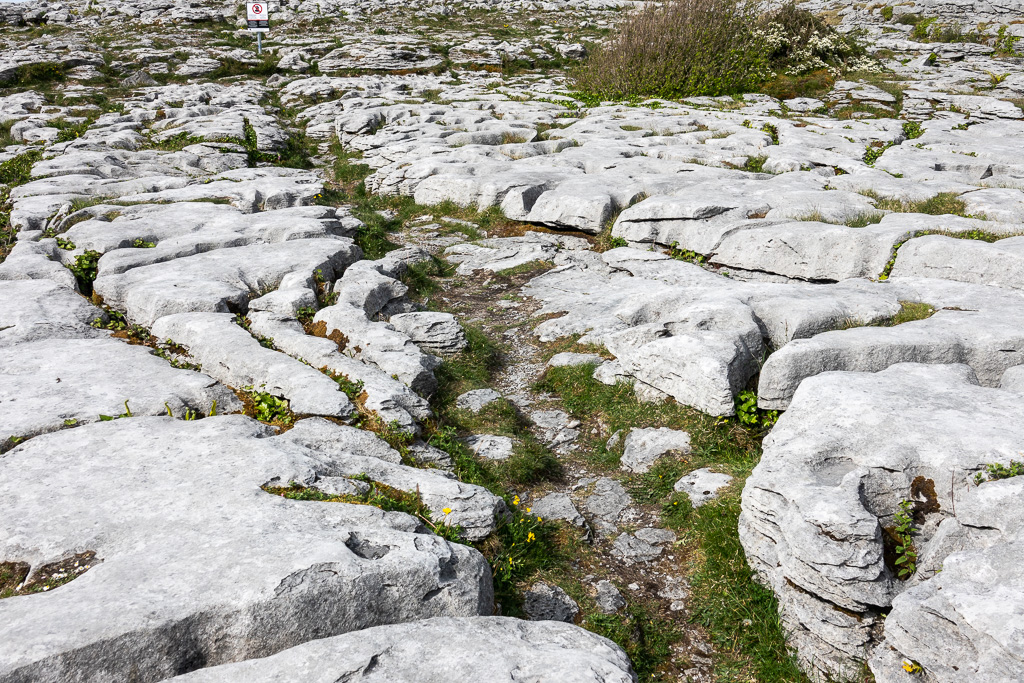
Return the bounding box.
[534,363,806,681]
[264,480,463,542]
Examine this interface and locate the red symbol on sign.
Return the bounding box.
[252,3,263,13]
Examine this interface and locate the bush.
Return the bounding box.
[572,0,867,101]
[571,0,770,99]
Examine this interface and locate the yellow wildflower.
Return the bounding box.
[527,532,535,542]
[442,507,452,515]
[513,496,520,506]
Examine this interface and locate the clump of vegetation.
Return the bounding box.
[669,241,707,264]
[66,250,102,295]
[572,1,867,100]
[0,149,43,186]
[734,390,779,432]
[585,602,681,679]
[242,386,295,426]
[10,61,66,87]
[890,499,918,579]
[974,459,1023,485]
[571,0,771,99]
[264,479,462,542]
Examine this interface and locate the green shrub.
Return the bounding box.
[572,0,866,101]
[570,0,771,99]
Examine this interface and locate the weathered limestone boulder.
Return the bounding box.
[168,617,636,683]
[740,363,1024,680]
[0,416,492,682]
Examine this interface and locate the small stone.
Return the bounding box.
[388,312,467,355]
[605,430,622,450]
[611,533,662,564]
[463,434,514,460]
[531,492,586,527]
[584,477,631,523]
[523,582,579,623]
[620,427,691,473]
[673,468,733,507]
[634,528,676,545]
[121,71,158,87]
[407,442,455,473]
[456,388,502,412]
[594,580,626,614]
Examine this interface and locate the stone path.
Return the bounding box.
[0,0,1023,681]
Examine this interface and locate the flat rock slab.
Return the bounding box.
[463,434,514,460]
[0,279,108,347]
[523,582,579,623]
[0,337,241,441]
[455,388,502,413]
[531,492,586,528]
[621,427,691,474]
[169,617,635,683]
[673,468,733,507]
[0,416,492,682]
[548,352,605,367]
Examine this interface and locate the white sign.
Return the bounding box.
[247,2,269,32]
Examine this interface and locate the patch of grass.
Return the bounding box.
[264,479,462,542]
[744,154,769,173]
[866,191,968,216]
[8,61,66,87]
[496,260,553,277]
[758,69,835,100]
[150,131,206,151]
[585,601,682,679]
[0,551,97,600]
[0,149,43,186]
[534,363,758,475]
[688,493,807,680]
[402,256,453,300]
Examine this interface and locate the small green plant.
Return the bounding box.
[55,237,76,250]
[67,250,102,294]
[892,499,917,579]
[669,241,706,264]
[760,122,779,145]
[296,306,317,323]
[488,498,558,610]
[743,154,769,173]
[735,390,779,432]
[881,5,893,20]
[131,238,155,248]
[973,459,1023,485]
[864,141,895,166]
[243,387,294,426]
[901,120,924,140]
[99,400,134,422]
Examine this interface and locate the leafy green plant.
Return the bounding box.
[669,241,706,264]
[55,237,76,250]
[243,386,294,426]
[66,250,102,295]
[864,141,895,166]
[99,400,134,422]
[881,5,893,20]
[901,120,924,140]
[974,459,1023,485]
[735,390,779,432]
[743,154,769,173]
[892,500,918,579]
[132,238,155,248]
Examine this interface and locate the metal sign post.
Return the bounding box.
[246,2,269,55]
